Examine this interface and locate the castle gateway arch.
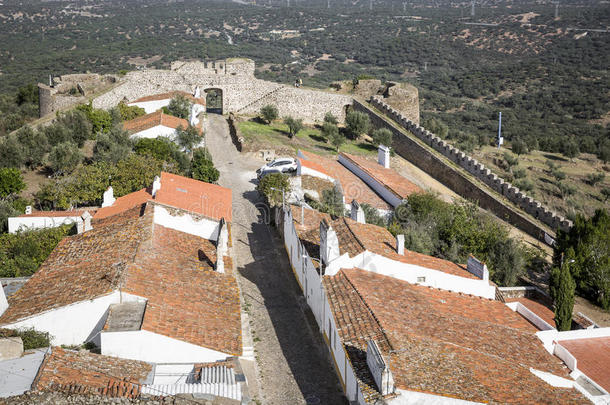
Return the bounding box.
[204,88,223,114]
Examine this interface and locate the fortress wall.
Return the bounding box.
[355,98,572,241]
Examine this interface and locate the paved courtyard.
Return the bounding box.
[204,114,348,405]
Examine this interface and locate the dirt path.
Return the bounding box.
[204,114,347,405]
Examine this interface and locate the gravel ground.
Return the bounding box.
[204,114,347,405]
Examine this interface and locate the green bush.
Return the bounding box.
[57,110,93,147]
[284,116,303,138]
[76,103,112,134]
[0,168,25,198]
[550,249,576,331]
[134,137,190,173]
[167,95,191,119]
[16,126,48,169]
[345,110,370,140]
[176,125,201,153]
[117,102,145,121]
[0,135,25,169]
[257,173,291,207]
[260,105,278,124]
[191,148,219,183]
[371,128,393,148]
[323,112,338,125]
[0,225,72,277]
[360,203,386,227]
[0,328,51,349]
[47,142,83,175]
[512,167,526,179]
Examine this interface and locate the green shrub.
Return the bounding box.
[16,126,48,168]
[0,168,25,197]
[284,116,303,138]
[47,142,83,175]
[512,167,526,179]
[257,173,291,207]
[0,135,25,169]
[371,128,392,148]
[323,112,338,125]
[0,225,72,277]
[191,148,219,183]
[176,125,201,153]
[0,328,51,349]
[117,102,145,121]
[345,110,370,140]
[167,95,191,119]
[260,105,278,124]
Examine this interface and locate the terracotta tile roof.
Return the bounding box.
[559,337,610,392]
[323,268,589,404]
[299,150,391,211]
[290,205,331,260]
[93,188,152,220]
[34,347,152,399]
[155,172,232,222]
[333,215,477,279]
[339,152,422,199]
[298,157,331,177]
[122,111,193,134]
[1,203,241,355]
[506,297,557,329]
[0,206,148,325]
[123,223,242,355]
[130,91,205,105]
[18,209,95,218]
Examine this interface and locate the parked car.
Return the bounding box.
[256,158,297,179]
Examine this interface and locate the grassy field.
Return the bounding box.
[237,118,377,158]
[472,145,610,219]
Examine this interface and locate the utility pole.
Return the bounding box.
[369,0,373,11]
[424,61,428,72]
[403,2,406,12]
[327,0,330,9]
[555,3,559,19]
[471,0,475,17]
[497,112,503,149]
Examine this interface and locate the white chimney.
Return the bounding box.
[81,211,92,233]
[25,206,32,215]
[320,220,340,268]
[396,234,405,255]
[101,186,115,208]
[350,200,365,224]
[467,255,489,281]
[378,145,390,169]
[0,280,8,317]
[152,176,161,198]
[301,204,305,225]
[366,340,395,396]
[215,218,229,273]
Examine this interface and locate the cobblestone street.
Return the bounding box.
[204,114,347,405]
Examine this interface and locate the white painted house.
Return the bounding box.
[127,90,205,115]
[7,207,94,234]
[0,173,239,366]
[122,110,200,141]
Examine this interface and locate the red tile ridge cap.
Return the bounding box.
[339,152,403,199]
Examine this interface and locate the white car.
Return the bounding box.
[256,158,297,179]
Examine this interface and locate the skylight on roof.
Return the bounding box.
[176,187,187,193]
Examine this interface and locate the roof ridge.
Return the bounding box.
[340,152,403,199]
[341,269,393,351]
[339,217,367,253]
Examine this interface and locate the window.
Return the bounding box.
[417,276,426,283]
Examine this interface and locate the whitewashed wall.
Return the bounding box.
[391,389,481,404]
[505,301,555,331]
[130,125,177,140]
[128,99,170,114]
[338,155,403,207]
[8,216,83,234]
[101,329,229,363]
[1,292,120,346]
[325,250,496,299]
[297,160,335,183]
[153,205,220,241]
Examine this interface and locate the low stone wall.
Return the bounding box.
[367,96,572,234]
[353,99,562,242]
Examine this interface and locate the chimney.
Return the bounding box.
[215,218,228,273]
[25,206,32,215]
[366,340,395,396]
[350,200,365,224]
[152,176,161,198]
[320,220,340,268]
[101,186,115,208]
[396,234,405,255]
[80,211,92,233]
[467,255,489,281]
[378,145,390,169]
[0,279,8,317]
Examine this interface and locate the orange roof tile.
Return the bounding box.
[93,188,152,220]
[323,268,588,404]
[298,157,331,177]
[1,203,241,355]
[340,152,422,199]
[34,347,152,399]
[130,91,205,106]
[155,172,232,222]
[559,337,610,392]
[506,297,557,329]
[299,150,391,211]
[122,111,194,134]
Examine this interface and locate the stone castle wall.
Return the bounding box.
[368,96,571,233]
[353,98,569,242]
[93,58,352,122]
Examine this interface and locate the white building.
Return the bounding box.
[127,90,205,115]
[122,110,200,141]
[7,208,94,234]
[0,173,238,366]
